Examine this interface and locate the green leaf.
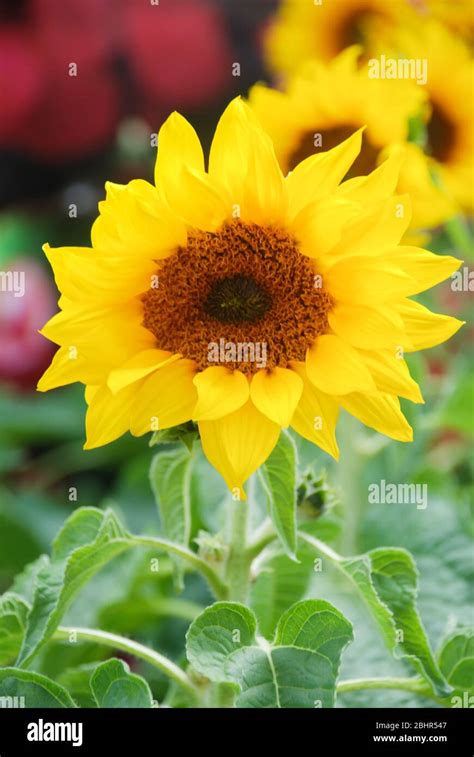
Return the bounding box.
[339,547,451,698]
[0,668,76,707]
[186,599,353,708]
[438,628,474,693]
[0,593,29,665]
[370,548,451,697]
[259,431,298,559]
[149,422,198,451]
[57,664,99,708]
[16,507,136,667]
[90,659,154,708]
[149,447,194,588]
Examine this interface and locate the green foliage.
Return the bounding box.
[150,447,194,588]
[186,599,353,707]
[438,628,474,693]
[90,659,154,708]
[0,668,76,707]
[259,431,298,560]
[0,593,29,665]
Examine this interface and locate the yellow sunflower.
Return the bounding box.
[38,98,463,499]
[381,19,474,213]
[426,0,474,41]
[264,0,418,76]
[249,47,456,232]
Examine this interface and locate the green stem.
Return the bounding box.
[337,676,435,701]
[54,626,199,701]
[246,517,276,560]
[225,499,250,602]
[134,535,227,599]
[445,215,472,257]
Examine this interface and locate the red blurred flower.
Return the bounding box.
[0,258,56,389]
[123,0,233,111]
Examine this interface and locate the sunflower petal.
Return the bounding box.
[306,334,376,395]
[198,400,280,499]
[130,359,197,436]
[250,367,303,426]
[107,350,181,394]
[396,298,464,351]
[340,392,413,442]
[328,303,407,350]
[359,350,424,403]
[286,128,364,220]
[192,367,249,421]
[382,246,462,293]
[84,383,138,449]
[290,362,339,458]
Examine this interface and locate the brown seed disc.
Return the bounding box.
[142,219,333,373]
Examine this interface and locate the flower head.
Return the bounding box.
[39,98,463,498]
[249,46,456,233]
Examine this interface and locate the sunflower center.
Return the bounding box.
[427,102,457,164]
[203,274,272,324]
[142,220,333,373]
[338,9,376,51]
[287,125,379,177]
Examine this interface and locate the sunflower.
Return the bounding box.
[249,47,456,233]
[426,0,474,41]
[38,98,463,498]
[264,0,418,76]
[381,20,474,213]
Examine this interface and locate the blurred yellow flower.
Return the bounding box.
[38,99,463,497]
[264,0,418,76]
[249,46,456,233]
[383,20,474,214]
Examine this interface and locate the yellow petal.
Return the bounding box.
[328,195,412,260]
[192,367,249,421]
[43,243,156,305]
[324,256,418,303]
[167,165,231,231]
[381,246,462,293]
[198,400,280,498]
[84,383,137,449]
[289,362,339,458]
[290,195,359,259]
[107,350,181,394]
[209,97,286,225]
[154,111,204,189]
[91,180,186,259]
[359,350,424,403]
[286,128,364,220]
[250,367,303,426]
[130,359,197,436]
[306,334,376,395]
[339,392,413,442]
[396,299,464,352]
[37,346,101,390]
[328,303,407,350]
[337,148,406,204]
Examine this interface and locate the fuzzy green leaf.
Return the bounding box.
[186,599,352,708]
[90,659,154,708]
[0,668,76,707]
[0,593,29,665]
[260,432,298,559]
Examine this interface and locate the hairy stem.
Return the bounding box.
[134,535,227,599]
[337,676,436,701]
[225,499,250,602]
[54,626,199,701]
